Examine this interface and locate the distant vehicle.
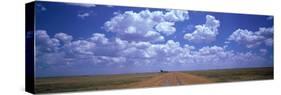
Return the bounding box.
[160,70,168,73]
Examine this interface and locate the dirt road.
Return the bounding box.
[128,72,212,88]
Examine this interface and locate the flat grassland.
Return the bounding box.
[35,67,273,93]
[35,73,158,93]
[186,67,273,82]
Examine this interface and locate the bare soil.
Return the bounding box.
[127,72,212,88]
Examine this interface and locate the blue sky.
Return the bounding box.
[34,1,273,77]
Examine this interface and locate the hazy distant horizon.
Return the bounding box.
[36,66,273,78]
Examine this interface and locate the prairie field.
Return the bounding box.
[35,67,273,93]
[186,67,273,82]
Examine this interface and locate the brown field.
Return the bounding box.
[35,67,273,93]
[186,67,273,82]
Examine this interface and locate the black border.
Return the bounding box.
[25,1,35,94]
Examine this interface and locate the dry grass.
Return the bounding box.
[35,73,158,93]
[35,67,273,93]
[186,67,273,82]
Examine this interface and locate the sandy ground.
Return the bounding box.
[126,72,212,88]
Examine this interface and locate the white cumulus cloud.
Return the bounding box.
[155,22,176,36]
[36,30,60,53]
[164,9,189,22]
[54,32,73,44]
[104,9,189,42]
[184,15,220,43]
[228,27,273,48]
